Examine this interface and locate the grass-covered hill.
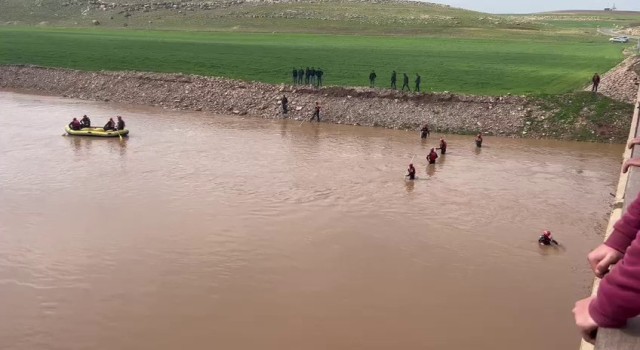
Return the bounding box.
[1,0,639,36]
[0,0,547,34]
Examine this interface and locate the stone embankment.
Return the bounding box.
[588,56,640,104]
[0,65,537,136]
[0,64,637,141]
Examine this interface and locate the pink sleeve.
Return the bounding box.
[590,232,640,328]
[606,193,640,253]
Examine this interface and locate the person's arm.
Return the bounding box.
[606,192,640,254]
[589,232,640,328]
[587,167,640,277]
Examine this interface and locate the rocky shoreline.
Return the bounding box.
[0,64,637,141]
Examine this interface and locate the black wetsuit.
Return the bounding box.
[80,117,91,128]
[538,235,558,246]
[369,72,377,88]
[420,126,430,139]
[104,120,115,131]
[402,74,410,91]
[408,167,416,180]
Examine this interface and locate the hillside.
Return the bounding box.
[1,0,638,96]
[0,0,544,34]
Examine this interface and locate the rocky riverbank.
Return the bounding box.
[0,64,636,142]
[585,55,640,104]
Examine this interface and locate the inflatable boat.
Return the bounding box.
[65,126,129,137]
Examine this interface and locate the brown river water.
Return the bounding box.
[0,91,624,350]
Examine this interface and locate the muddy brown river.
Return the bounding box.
[0,91,623,350]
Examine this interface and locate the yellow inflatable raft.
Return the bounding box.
[65,126,129,137]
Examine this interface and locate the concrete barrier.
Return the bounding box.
[582,84,640,350]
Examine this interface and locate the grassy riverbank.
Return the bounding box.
[0,27,627,95]
[526,92,635,142]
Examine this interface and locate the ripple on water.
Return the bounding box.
[0,91,624,350]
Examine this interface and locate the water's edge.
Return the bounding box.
[0,64,634,142]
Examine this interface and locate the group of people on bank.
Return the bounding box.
[406,124,483,180]
[68,115,126,131]
[291,67,324,87]
[369,70,423,92]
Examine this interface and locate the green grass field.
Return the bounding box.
[0,27,627,95]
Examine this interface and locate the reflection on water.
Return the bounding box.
[67,135,128,157]
[404,178,415,193]
[0,91,623,350]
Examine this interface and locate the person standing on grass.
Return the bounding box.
[298,68,304,84]
[391,70,397,89]
[305,67,310,85]
[415,73,421,92]
[316,68,323,87]
[310,67,316,86]
[311,102,321,122]
[292,68,298,85]
[369,70,377,88]
[402,73,410,91]
[573,157,640,344]
[592,73,601,92]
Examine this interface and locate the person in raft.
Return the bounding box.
[420,124,430,139]
[116,116,126,131]
[573,158,640,344]
[538,230,558,246]
[427,148,438,164]
[80,115,91,128]
[103,117,116,131]
[475,133,483,148]
[437,137,447,155]
[68,117,82,131]
[407,163,416,180]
